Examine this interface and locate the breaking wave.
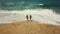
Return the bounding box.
[0,8,60,25]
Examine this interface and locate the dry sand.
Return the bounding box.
[0,21,60,34]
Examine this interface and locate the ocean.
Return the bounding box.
[0,0,60,25]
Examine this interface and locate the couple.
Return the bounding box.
[26,15,32,21]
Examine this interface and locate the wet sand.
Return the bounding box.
[0,21,60,34]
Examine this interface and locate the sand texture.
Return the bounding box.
[0,21,60,34]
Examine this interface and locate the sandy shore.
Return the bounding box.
[0,21,60,34]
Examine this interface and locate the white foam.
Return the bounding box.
[0,9,60,25]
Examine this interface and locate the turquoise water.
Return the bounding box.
[0,0,60,13]
[0,0,60,24]
[0,0,60,9]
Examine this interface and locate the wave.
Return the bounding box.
[0,9,60,25]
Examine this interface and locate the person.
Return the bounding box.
[26,15,29,21]
[26,15,32,21]
[30,15,32,21]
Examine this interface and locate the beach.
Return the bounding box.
[0,21,60,34]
